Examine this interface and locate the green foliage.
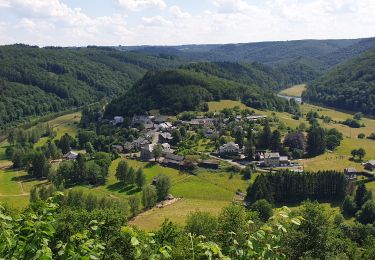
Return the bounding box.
[356,200,375,224]
[142,185,157,209]
[135,168,146,188]
[355,183,372,209]
[185,211,218,240]
[307,125,326,156]
[155,174,172,201]
[250,199,273,222]
[28,151,51,179]
[342,195,357,217]
[286,201,328,259]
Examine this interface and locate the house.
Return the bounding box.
[141,144,155,161]
[161,143,171,154]
[158,122,173,132]
[162,153,185,168]
[132,115,152,126]
[246,115,267,121]
[198,160,219,169]
[189,118,216,127]
[131,137,149,150]
[280,156,290,166]
[365,160,375,171]
[113,116,124,126]
[219,142,240,155]
[111,145,124,153]
[159,132,173,143]
[153,116,169,124]
[140,143,171,161]
[264,152,281,167]
[344,168,358,181]
[63,151,78,160]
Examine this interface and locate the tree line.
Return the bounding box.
[246,170,348,203]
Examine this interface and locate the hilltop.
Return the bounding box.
[105,66,299,117]
[303,49,375,115]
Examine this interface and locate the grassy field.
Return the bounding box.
[108,158,250,230]
[0,112,81,207]
[208,100,248,112]
[129,198,230,230]
[34,112,81,147]
[279,84,306,97]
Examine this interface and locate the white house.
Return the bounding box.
[63,151,78,160]
[219,142,240,155]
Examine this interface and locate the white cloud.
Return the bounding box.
[0,0,374,46]
[117,0,166,11]
[142,15,173,27]
[213,0,253,13]
[0,0,132,46]
[169,6,191,19]
[0,0,9,8]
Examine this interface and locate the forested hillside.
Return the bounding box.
[0,45,181,128]
[105,68,299,117]
[121,37,375,84]
[303,49,375,115]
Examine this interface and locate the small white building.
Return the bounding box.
[161,143,171,153]
[219,142,240,155]
[63,151,78,160]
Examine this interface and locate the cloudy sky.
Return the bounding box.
[0,0,374,46]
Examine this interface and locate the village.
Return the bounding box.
[101,108,375,184]
[107,113,299,172]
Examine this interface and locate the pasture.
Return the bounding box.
[279,84,306,97]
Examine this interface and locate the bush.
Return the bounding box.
[356,200,375,224]
[250,199,273,221]
[342,196,357,217]
[155,174,171,201]
[358,133,365,139]
[185,211,218,240]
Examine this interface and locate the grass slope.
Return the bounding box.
[279,84,306,97]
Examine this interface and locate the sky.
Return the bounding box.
[0,0,374,46]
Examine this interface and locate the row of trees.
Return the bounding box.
[246,170,348,203]
[115,161,146,188]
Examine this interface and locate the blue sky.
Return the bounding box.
[0,0,374,46]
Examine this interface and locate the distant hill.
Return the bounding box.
[119,39,359,64]
[119,38,375,83]
[0,45,181,128]
[105,67,299,117]
[303,49,375,115]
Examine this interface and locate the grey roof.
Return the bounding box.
[367,160,375,165]
[265,152,280,159]
[165,153,184,162]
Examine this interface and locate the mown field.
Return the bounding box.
[279,84,306,97]
[78,157,250,230]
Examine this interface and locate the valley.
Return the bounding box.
[1,37,375,258]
